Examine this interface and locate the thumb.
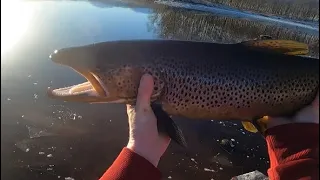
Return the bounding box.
[312,92,318,108]
[136,74,154,110]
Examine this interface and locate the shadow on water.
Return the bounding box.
[1,0,318,180]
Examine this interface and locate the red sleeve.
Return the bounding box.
[265,123,319,180]
[99,147,161,180]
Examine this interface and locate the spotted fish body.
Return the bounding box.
[157,46,318,121]
[48,39,319,146]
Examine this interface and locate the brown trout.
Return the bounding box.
[48,39,319,147]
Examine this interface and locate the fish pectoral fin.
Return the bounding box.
[242,116,269,135]
[241,39,309,55]
[241,121,258,133]
[151,104,187,148]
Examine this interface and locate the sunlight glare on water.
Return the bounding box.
[1,0,35,55]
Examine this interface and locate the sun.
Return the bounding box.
[1,0,35,55]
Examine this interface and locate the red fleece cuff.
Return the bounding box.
[100,148,161,180]
[265,123,319,151]
[265,123,319,180]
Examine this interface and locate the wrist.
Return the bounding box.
[126,141,160,167]
[267,116,319,129]
[266,118,291,129]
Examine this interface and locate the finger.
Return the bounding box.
[312,92,319,107]
[136,74,154,110]
[126,104,134,111]
[162,135,171,142]
[126,104,135,116]
[126,104,136,123]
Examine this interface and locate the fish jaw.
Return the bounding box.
[48,62,137,103]
[47,84,127,103]
[48,81,102,103]
[48,46,118,103]
[47,60,136,103]
[47,59,118,103]
[47,77,128,103]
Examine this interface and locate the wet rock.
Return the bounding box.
[231,170,268,180]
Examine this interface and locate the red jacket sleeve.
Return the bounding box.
[99,147,161,180]
[265,123,319,180]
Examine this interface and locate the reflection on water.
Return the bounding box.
[1,0,36,54]
[1,0,319,180]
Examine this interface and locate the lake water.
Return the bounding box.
[1,0,319,180]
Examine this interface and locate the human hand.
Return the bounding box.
[267,92,319,129]
[126,74,171,167]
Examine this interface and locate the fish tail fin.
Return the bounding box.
[241,39,309,55]
[151,104,187,148]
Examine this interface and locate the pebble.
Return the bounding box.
[47,154,53,158]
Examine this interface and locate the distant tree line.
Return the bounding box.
[182,0,319,21]
[148,7,319,57]
[88,0,319,21]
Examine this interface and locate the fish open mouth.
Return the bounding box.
[48,68,108,102]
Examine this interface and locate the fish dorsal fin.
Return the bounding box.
[256,35,273,40]
[240,39,309,55]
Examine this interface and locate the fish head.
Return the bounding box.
[48,41,163,104]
